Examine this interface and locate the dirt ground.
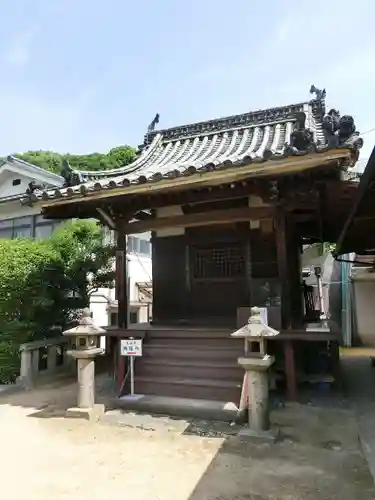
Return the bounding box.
[0,377,374,500]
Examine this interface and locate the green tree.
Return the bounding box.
[49,220,115,309]
[0,220,114,383]
[13,145,137,175]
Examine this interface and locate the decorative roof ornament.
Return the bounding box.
[60,159,84,187]
[147,113,160,134]
[284,111,316,156]
[322,109,363,160]
[25,180,45,195]
[142,113,160,148]
[309,84,326,119]
[21,87,364,204]
[310,84,326,102]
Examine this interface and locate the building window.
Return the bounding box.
[34,215,59,239]
[139,239,151,256]
[127,236,151,257]
[0,215,60,240]
[35,223,55,239]
[12,179,21,186]
[110,311,138,325]
[191,244,246,279]
[127,236,135,253]
[110,312,118,326]
[130,311,138,324]
[0,216,33,239]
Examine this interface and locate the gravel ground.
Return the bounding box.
[0,379,374,500]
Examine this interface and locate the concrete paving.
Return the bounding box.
[0,376,374,499]
[341,349,375,485]
[116,394,240,422]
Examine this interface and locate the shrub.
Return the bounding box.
[0,220,114,383]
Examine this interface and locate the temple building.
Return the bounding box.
[23,86,364,404]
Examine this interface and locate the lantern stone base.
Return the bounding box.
[66,348,104,416]
[65,404,105,422]
[238,426,280,443]
[238,355,276,439]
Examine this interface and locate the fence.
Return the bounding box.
[18,336,75,389]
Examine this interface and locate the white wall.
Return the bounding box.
[0,199,39,220]
[0,171,31,198]
[128,253,152,301]
[0,160,64,200]
[351,271,375,347]
[89,252,152,327]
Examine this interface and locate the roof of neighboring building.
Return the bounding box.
[0,156,65,184]
[334,147,375,256]
[0,156,65,204]
[352,254,375,267]
[23,86,364,206]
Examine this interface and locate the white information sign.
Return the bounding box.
[120,338,142,357]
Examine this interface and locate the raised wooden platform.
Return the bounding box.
[105,321,339,342]
[105,322,340,403]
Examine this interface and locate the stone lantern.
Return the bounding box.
[63,308,105,420]
[231,306,280,441]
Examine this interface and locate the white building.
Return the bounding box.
[0,155,152,326]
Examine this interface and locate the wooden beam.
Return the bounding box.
[97,208,116,229]
[111,183,256,213]
[134,210,153,220]
[123,206,275,234]
[275,211,292,329]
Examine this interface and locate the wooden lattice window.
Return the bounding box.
[191,244,246,279]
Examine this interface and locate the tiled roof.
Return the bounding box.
[353,254,375,267]
[23,90,363,204]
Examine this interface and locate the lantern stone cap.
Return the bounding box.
[231,307,279,338]
[238,354,275,371]
[62,308,106,337]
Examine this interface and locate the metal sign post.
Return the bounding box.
[130,354,135,396]
[120,337,143,400]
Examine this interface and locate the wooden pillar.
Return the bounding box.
[275,211,297,401]
[284,340,297,401]
[116,225,128,392]
[275,211,292,329]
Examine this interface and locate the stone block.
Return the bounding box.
[65,404,105,422]
[238,426,280,443]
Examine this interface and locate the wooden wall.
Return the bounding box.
[151,218,297,327]
[151,234,188,323]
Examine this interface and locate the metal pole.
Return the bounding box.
[130,355,135,396]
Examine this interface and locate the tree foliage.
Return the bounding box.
[0,220,114,383]
[13,145,137,175]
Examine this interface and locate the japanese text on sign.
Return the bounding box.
[120,339,142,357]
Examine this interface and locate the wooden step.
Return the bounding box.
[134,376,242,403]
[142,343,243,361]
[136,358,242,381]
[143,336,242,348]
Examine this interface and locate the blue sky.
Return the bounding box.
[1,0,374,166]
